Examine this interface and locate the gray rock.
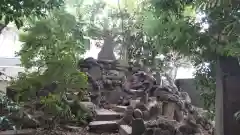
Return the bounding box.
[153,128,171,135]
[174,106,184,122]
[178,124,201,135]
[118,106,134,125]
[145,116,178,132]
[135,102,148,111]
[143,110,150,120]
[107,90,122,104]
[118,115,134,125]
[125,106,134,114]
[130,99,140,108]
[88,66,102,81]
[162,102,175,120]
[144,128,154,135]
[180,92,191,104]
[149,103,162,119]
[133,109,143,119]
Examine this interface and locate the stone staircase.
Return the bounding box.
[89,106,127,133]
[115,106,132,135]
[87,100,158,135]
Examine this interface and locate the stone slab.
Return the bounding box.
[89,121,118,133]
[119,125,132,135]
[95,109,123,121]
[112,105,127,113]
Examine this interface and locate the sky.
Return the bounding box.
[0,26,21,58]
[0,0,199,79]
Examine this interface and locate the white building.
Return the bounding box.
[0,57,24,92]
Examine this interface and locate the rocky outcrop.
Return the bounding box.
[77,57,214,135]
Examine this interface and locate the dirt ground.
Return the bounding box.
[35,127,119,135]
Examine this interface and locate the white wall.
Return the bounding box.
[0,81,8,93]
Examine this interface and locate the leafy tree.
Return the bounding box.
[76,0,191,77]
[147,0,240,118]
[146,0,213,113]
[16,7,89,99]
[8,7,90,127]
[0,0,64,30]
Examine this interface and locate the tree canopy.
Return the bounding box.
[0,0,64,30]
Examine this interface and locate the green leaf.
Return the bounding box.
[4,16,10,25]
[14,19,23,29]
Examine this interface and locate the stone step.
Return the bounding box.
[88,121,118,133]
[112,105,127,113]
[95,109,123,121]
[119,125,132,135]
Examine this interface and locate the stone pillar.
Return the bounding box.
[97,33,116,61]
[140,92,148,104]
[215,56,240,135]
[132,118,146,135]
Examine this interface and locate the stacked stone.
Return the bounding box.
[79,57,214,135]
[78,57,128,106]
[118,91,214,135]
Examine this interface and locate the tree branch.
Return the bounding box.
[0,23,6,34]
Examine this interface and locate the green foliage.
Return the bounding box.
[16,9,88,97]
[18,10,87,68]
[194,61,216,120]
[147,0,214,112]
[16,9,88,89]
[9,72,42,101]
[7,7,90,127]
[0,0,64,28]
[148,0,240,116]
[40,94,73,121]
[0,91,22,130]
